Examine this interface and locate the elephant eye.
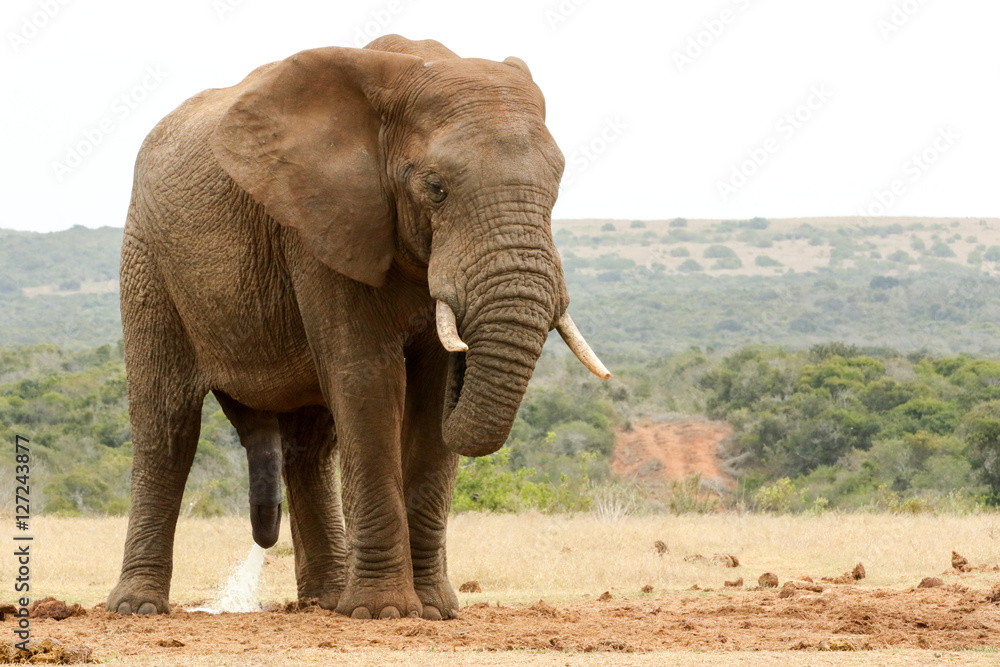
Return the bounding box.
[427,178,448,203]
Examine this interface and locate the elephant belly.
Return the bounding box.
[205,327,326,413]
[162,254,327,412]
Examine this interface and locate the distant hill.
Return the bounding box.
[4,217,1000,353]
[1,226,123,348]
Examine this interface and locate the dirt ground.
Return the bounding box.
[611,421,734,490]
[7,584,999,664]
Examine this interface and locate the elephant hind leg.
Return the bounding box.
[278,406,347,607]
[214,392,283,548]
[110,245,206,614]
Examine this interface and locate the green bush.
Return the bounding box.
[704,245,736,259]
[711,258,742,270]
[755,255,782,267]
[887,250,914,264]
[753,478,803,513]
[929,241,955,258]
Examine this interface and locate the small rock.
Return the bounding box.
[758,572,779,588]
[852,563,866,580]
[710,553,740,568]
[724,577,743,588]
[530,599,558,617]
[641,585,654,594]
[687,584,701,591]
[458,580,482,593]
[597,591,613,601]
[779,581,796,598]
[654,540,668,555]
[794,581,825,593]
[30,597,85,620]
[918,577,944,588]
[952,551,970,573]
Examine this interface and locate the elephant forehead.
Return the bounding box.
[409,61,542,115]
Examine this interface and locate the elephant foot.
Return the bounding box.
[415,578,460,620]
[107,579,169,615]
[333,584,422,620]
[314,589,341,612]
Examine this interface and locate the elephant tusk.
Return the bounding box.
[556,313,611,380]
[436,300,469,352]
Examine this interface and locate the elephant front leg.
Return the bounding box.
[403,343,460,620]
[331,358,422,619]
[108,386,204,615]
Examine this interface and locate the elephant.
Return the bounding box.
[107,34,609,621]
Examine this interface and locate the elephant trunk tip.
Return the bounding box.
[250,503,281,549]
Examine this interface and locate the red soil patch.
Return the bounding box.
[612,421,734,490]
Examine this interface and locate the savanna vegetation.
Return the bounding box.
[2,220,1000,516]
[2,340,999,516]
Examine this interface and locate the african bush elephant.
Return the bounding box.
[108,35,609,621]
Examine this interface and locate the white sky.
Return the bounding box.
[2,0,997,234]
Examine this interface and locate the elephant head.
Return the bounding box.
[211,36,608,459]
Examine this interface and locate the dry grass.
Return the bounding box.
[10,512,1000,608]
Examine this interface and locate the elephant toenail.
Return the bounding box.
[137,602,157,615]
[378,606,401,619]
[351,607,372,620]
[421,605,442,621]
[117,602,133,615]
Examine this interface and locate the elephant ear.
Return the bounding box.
[211,47,419,287]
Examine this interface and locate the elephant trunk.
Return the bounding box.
[440,294,551,457]
[246,432,283,549]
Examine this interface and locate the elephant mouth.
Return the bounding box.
[443,351,466,421]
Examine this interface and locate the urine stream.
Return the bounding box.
[188,544,266,613]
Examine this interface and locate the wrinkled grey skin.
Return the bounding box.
[107,35,593,621]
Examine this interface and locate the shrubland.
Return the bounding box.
[2,340,998,516]
[3,220,1000,515]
